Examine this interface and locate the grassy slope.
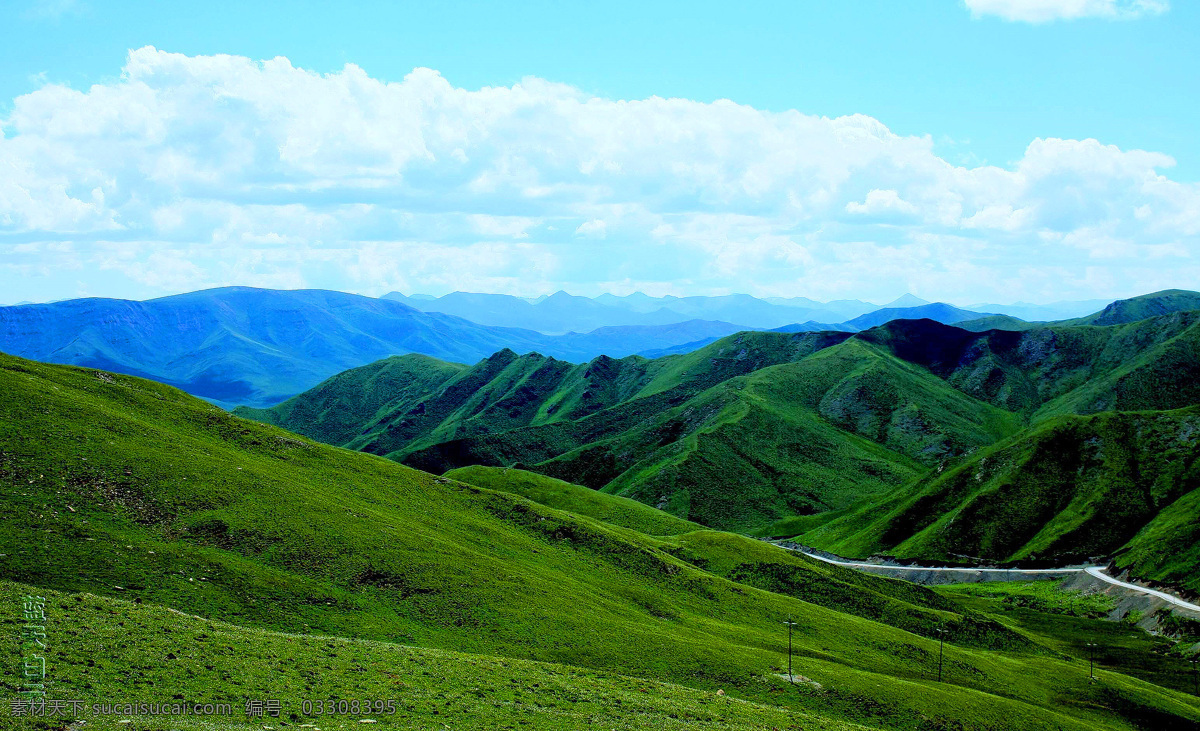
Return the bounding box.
[1032,313,1200,419]
[443,465,703,536]
[237,313,1200,531]
[235,354,468,446]
[3,355,1198,729]
[232,310,1200,584]
[796,408,1200,586]
[235,331,853,458]
[442,466,1037,652]
[1060,289,1200,327]
[0,579,872,731]
[937,580,1200,698]
[1112,484,1200,594]
[956,315,1042,332]
[936,580,1116,619]
[575,339,1021,530]
[956,289,1200,333]
[393,336,1020,530]
[854,313,1200,418]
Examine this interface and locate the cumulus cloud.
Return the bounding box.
[964,0,1169,23]
[845,189,919,220]
[575,220,607,238]
[0,47,1197,303]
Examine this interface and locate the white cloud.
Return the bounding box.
[845,189,919,219]
[575,220,607,238]
[0,47,1196,304]
[964,0,1169,23]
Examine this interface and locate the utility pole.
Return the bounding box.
[1086,643,1098,682]
[936,628,947,683]
[783,616,798,685]
[1190,657,1198,696]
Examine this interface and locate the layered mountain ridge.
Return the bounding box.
[237,290,1200,566]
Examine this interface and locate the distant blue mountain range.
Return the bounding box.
[0,286,1124,409]
[0,288,768,407]
[381,290,885,333]
[844,303,998,330]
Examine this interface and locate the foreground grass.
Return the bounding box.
[0,580,874,731]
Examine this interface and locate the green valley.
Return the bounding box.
[236,293,1200,583]
[3,355,1198,729]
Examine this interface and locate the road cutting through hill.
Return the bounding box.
[776,543,1200,613]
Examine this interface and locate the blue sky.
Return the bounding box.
[1,0,1197,304]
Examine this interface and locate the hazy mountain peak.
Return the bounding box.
[883,293,929,308]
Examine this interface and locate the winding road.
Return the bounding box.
[782,545,1200,613]
[1081,566,1200,613]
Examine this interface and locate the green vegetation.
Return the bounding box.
[796,408,1200,593]
[938,580,1200,697]
[239,328,1025,530]
[1059,289,1200,327]
[0,580,869,731]
[234,299,1200,588]
[235,353,468,445]
[958,290,1200,332]
[3,355,1199,729]
[937,581,1117,618]
[956,314,1042,332]
[444,465,703,536]
[447,467,1027,653]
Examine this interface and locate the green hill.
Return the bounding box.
[1063,289,1200,327]
[235,353,469,445]
[234,330,853,458]
[795,407,1200,591]
[955,314,1041,332]
[3,355,1199,729]
[559,337,1022,529]
[855,313,1200,417]
[956,290,1200,332]
[239,328,1028,530]
[238,312,1200,534]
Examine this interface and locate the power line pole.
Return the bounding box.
[783,616,798,685]
[936,628,946,683]
[1190,657,1198,696]
[1086,643,1098,683]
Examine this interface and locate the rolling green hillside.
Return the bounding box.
[1062,289,1200,327]
[853,313,1200,417]
[441,465,1043,646]
[239,310,1200,535]
[236,330,854,457]
[561,338,1021,529]
[956,289,1200,332]
[235,353,469,446]
[955,314,1041,332]
[796,408,1200,591]
[239,328,1028,530]
[2,354,1198,729]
